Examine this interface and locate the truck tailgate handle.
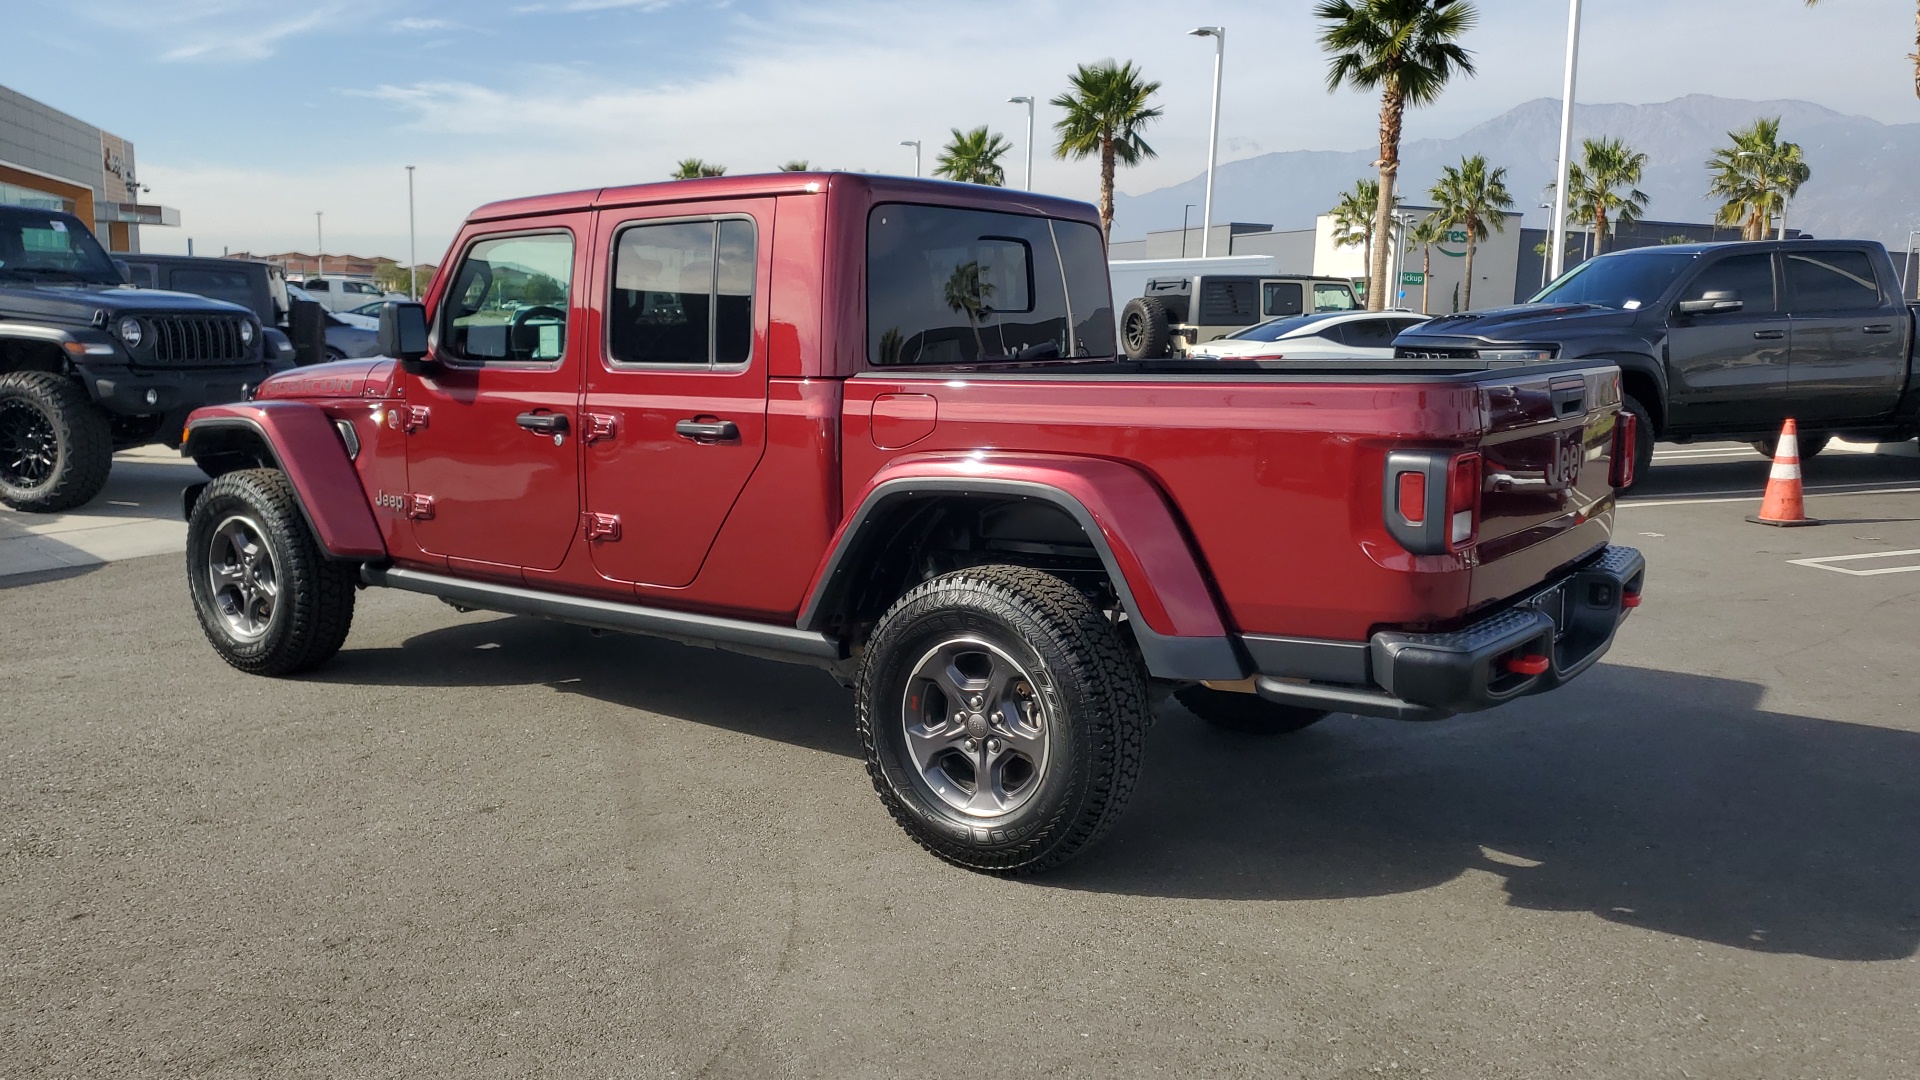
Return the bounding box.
[1753,329,1786,340]
[516,411,569,434]
[675,417,739,443]
[1550,385,1586,417]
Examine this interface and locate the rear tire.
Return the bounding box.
[856,564,1149,875]
[1751,433,1829,461]
[0,371,112,513]
[1120,296,1171,359]
[186,468,355,676]
[1175,685,1329,735]
[1621,394,1655,490]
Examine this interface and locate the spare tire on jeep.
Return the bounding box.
[1120,296,1171,360]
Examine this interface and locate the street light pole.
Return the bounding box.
[405,165,417,300]
[315,211,324,278]
[900,140,921,178]
[1548,0,1582,281]
[1181,203,1195,258]
[1008,96,1035,190]
[1189,26,1225,257]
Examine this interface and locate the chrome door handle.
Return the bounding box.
[1863,324,1894,334]
[1752,330,1786,340]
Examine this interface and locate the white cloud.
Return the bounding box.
[391,17,455,32]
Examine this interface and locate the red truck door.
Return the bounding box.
[580,200,772,588]
[402,221,589,572]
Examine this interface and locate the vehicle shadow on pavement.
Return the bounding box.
[310,613,861,758]
[1054,663,1920,963]
[1628,448,1920,499]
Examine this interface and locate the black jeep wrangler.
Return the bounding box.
[0,204,275,512]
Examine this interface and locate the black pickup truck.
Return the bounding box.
[1394,239,1920,480]
[0,204,274,512]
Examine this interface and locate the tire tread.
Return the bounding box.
[0,371,112,513]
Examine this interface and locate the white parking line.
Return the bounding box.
[1787,549,1920,576]
[1622,484,1920,508]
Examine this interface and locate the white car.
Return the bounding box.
[289,284,379,330]
[295,275,407,315]
[1186,310,1432,360]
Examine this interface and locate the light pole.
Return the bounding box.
[1008,96,1035,190]
[1538,202,1555,289]
[1181,203,1196,258]
[405,165,417,300]
[1188,26,1225,257]
[1548,0,1582,281]
[1390,210,1416,309]
[900,140,921,178]
[315,211,324,278]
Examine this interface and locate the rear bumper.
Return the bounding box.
[1252,545,1645,721]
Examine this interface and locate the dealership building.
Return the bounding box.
[1,82,178,253]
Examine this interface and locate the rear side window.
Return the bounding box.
[1681,253,1777,315]
[868,204,1115,365]
[1199,278,1258,325]
[441,232,574,364]
[306,279,330,292]
[1314,283,1358,311]
[1334,318,1399,349]
[1785,250,1882,313]
[1263,281,1303,317]
[607,218,756,367]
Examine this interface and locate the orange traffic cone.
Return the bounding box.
[1748,418,1820,527]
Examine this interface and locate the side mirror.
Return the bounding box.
[378,301,432,371]
[1676,290,1743,315]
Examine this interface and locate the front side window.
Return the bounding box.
[868,203,1114,366]
[1785,250,1881,313]
[1264,281,1304,317]
[442,232,574,364]
[0,210,120,286]
[1533,251,1695,310]
[1313,283,1358,312]
[607,218,757,367]
[1679,253,1776,315]
[173,268,257,312]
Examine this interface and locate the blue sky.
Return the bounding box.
[6,0,1914,262]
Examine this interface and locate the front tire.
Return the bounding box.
[1175,685,1329,735]
[186,468,356,676]
[856,565,1149,875]
[1751,432,1829,461]
[0,371,112,513]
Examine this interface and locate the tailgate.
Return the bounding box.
[1468,364,1624,611]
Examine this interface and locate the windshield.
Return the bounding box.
[1531,252,1696,310]
[868,203,1115,365]
[0,209,121,285]
[1222,314,1336,342]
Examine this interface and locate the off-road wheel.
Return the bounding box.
[856,564,1149,875]
[1751,432,1829,461]
[1120,296,1171,359]
[0,371,112,513]
[1175,685,1329,735]
[1621,393,1655,489]
[186,468,355,676]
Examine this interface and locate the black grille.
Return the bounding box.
[1395,346,1480,360]
[142,315,251,365]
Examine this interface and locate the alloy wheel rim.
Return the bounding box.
[207,514,279,641]
[900,636,1051,819]
[0,400,58,489]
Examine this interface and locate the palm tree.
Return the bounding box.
[1706,118,1811,241]
[1804,0,1920,99]
[1316,0,1478,311]
[671,159,727,180]
[943,261,994,360]
[933,127,1011,186]
[1051,60,1163,241]
[1566,137,1649,254]
[777,160,810,172]
[1429,154,1512,310]
[1329,179,1380,289]
[1405,213,1446,313]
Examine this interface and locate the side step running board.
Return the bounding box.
[361,565,845,668]
[1255,676,1452,723]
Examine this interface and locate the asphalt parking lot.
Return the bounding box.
[4,444,1919,1078]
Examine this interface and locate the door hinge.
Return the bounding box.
[404,493,435,520]
[387,404,431,433]
[583,412,618,444]
[581,512,621,541]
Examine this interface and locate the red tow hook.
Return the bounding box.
[1621,589,1642,609]
[1504,654,1551,677]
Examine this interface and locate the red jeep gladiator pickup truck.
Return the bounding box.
[178,174,1644,875]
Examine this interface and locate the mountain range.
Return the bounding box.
[1111,95,1920,247]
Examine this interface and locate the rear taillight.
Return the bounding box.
[1384,449,1482,555]
[1609,409,1638,490]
